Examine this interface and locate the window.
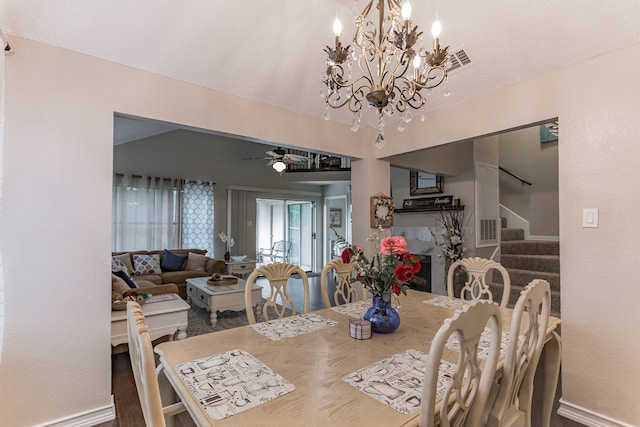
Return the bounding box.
[112,175,215,255]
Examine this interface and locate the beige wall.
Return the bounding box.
[1,35,639,426]
[498,126,559,237]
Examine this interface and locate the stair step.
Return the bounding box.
[501,254,560,273]
[495,268,560,293]
[489,282,561,318]
[501,227,524,241]
[501,240,559,256]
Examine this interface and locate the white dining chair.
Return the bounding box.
[419,300,502,427]
[127,301,186,427]
[447,257,512,307]
[320,258,360,308]
[244,262,310,324]
[485,279,552,427]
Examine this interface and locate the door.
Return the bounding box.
[256,198,315,271]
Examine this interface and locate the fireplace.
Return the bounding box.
[408,255,431,293]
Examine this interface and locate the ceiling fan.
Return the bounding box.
[245,148,310,172]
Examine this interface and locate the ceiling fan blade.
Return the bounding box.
[284,154,310,163]
[265,150,279,157]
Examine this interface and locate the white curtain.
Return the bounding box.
[112,174,181,251]
[181,180,215,256]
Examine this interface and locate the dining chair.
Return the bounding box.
[447,257,512,307]
[244,262,310,324]
[419,300,502,427]
[320,258,360,308]
[126,301,186,427]
[485,279,551,427]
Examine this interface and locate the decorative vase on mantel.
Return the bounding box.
[364,296,401,334]
[445,256,467,296]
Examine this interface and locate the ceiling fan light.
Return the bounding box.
[273,161,287,173]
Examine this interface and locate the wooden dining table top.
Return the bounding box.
[154,289,561,427]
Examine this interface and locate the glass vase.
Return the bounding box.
[364,296,400,334]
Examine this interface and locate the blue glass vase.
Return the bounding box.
[364,296,400,334]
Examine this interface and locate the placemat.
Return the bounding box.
[329,299,372,318]
[343,349,456,415]
[422,295,472,310]
[175,349,295,420]
[445,329,514,360]
[249,313,338,341]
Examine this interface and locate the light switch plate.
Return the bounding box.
[582,208,599,228]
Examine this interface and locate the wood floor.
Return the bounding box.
[101,276,585,427]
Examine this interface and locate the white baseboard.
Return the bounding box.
[558,399,635,427]
[33,396,116,427]
[528,234,560,241]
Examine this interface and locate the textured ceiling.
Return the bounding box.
[2,0,640,142]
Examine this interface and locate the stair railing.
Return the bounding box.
[499,166,532,186]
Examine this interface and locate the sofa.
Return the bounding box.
[112,248,225,299]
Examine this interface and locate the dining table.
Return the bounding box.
[154,289,562,427]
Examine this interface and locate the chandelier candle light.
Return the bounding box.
[323,0,451,148]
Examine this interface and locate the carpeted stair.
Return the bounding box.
[492,226,561,318]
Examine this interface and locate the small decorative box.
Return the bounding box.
[349,319,372,340]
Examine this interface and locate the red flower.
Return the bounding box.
[394,264,414,282]
[341,248,353,263]
[402,253,422,273]
[392,283,402,295]
[380,236,408,256]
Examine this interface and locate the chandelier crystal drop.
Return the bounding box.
[323,0,450,148]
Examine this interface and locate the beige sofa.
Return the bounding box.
[112,248,225,299]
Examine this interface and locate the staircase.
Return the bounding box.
[496,227,561,318]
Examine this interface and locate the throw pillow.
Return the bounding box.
[184,252,207,272]
[132,254,162,276]
[111,274,130,292]
[112,253,134,275]
[113,269,138,288]
[111,258,128,274]
[160,249,187,272]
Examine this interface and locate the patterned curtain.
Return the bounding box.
[181,180,215,256]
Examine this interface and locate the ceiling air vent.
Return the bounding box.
[446,47,471,72]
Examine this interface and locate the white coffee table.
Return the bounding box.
[111,294,190,347]
[186,276,262,326]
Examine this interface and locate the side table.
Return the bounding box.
[111,294,190,348]
[225,259,257,278]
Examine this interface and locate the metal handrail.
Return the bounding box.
[499,166,532,186]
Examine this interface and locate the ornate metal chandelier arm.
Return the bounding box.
[413,65,447,91]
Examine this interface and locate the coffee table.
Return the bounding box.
[111,293,190,347]
[186,276,262,326]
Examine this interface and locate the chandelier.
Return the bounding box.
[323,0,451,148]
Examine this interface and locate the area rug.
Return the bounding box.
[186,301,293,337]
[187,306,251,336]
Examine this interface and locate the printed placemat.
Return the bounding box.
[343,349,456,415]
[422,295,472,310]
[445,329,515,360]
[330,299,372,318]
[250,313,338,341]
[175,349,295,420]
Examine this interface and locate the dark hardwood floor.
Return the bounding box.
[101,276,584,427]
